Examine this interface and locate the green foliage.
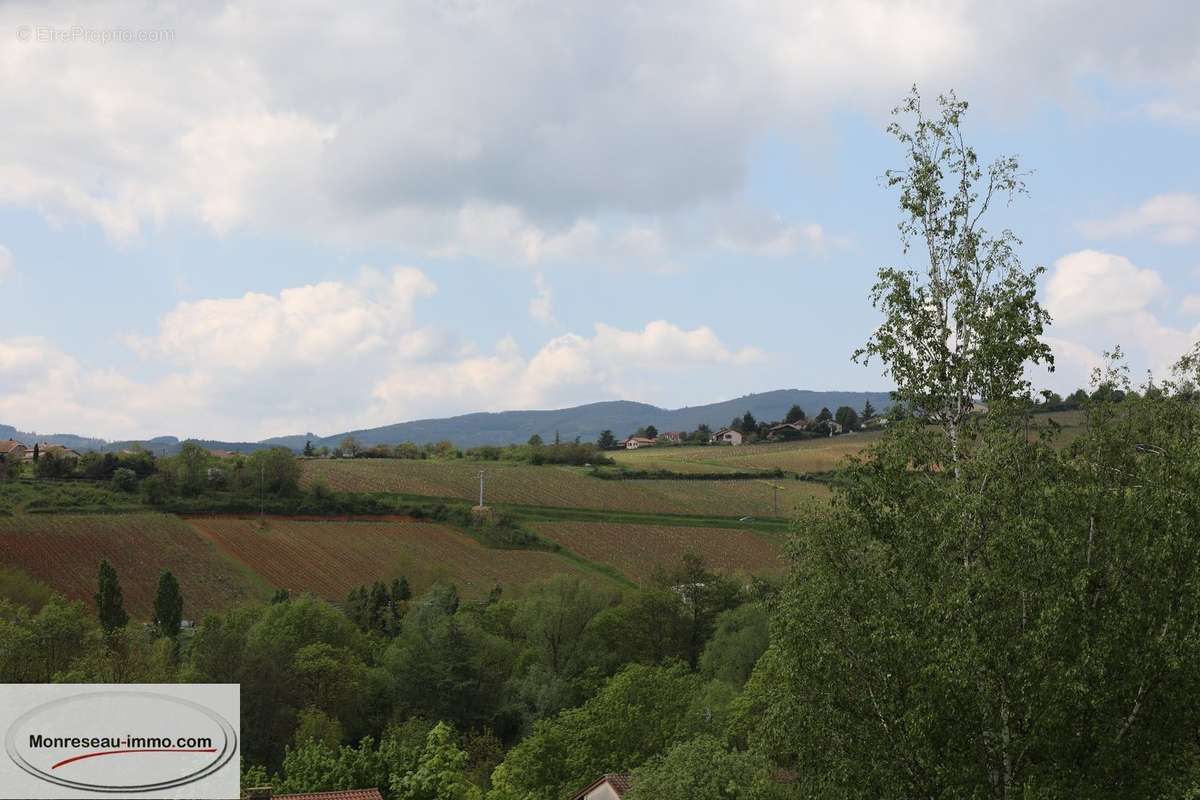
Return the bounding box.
[152,570,183,637]
[752,388,1200,797]
[834,405,859,432]
[0,595,98,682]
[699,604,769,686]
[0,564,56,611]
[111,467,138,492]
[488,664,701,800]
[853,87,1052,464]
[627,736,782,800]
[94,559,128,634]
[597,430,617,449]
[391,722,482,800]
[784,404,806,424]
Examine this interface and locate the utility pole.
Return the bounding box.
[772,483,779,516]
[478,470,485,508]
[259,462,265,523]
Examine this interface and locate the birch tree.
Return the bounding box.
[854,87,1053,470]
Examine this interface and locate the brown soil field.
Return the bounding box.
[0,513,265,617]
[185,516,610,600]
[530,521,785,583]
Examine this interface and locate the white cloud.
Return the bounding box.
[0,245,11,283]
[0,1,1197,259]
[529,273,554,323]
[1182,294,1200,315]
[1045,250,1165,326]
[1079,193,1200,244]
[1,270,766,440]
[1040,249,1199,393]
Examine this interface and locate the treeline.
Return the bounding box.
[313,435,615,467]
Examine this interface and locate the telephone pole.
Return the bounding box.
[478,470,485,508]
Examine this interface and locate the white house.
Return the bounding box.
[571,774,631,800]
[623,437,656,450]
[710,428,743,446]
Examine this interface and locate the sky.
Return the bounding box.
[0,1,1198,442]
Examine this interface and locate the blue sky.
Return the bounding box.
[1,2,1198,441]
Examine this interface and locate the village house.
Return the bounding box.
[655,431,684,444]
[24,443,82,461]
[0,439,28,460]
[766,421,806,440]
[571,773,632,800]
[710,427,743,446]
[622,436,656,450]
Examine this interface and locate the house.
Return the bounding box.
[623,436,656,450]
[208,449,239,458]
[710,427,743,446]
[656,431,684,444]
[25,443,81,461]
[766,422,806,440]
[815,419,843,435]
[243,788,385,800]
[0,439,28,460]
[571,773,632,800]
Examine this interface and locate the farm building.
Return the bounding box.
[622,436,657,450]
[655,431,684,444]
[710,427,743,446]
[572,773,632,800]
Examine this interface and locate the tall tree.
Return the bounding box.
[596,430,617,449]
[861,399,876,420]
[95,559,128,634]
[153,570,184,637]
[784,404,806,424]
[852,87,1052,470]
[835,405,859,432]
[740,412,757,434]
[815,407,832,423]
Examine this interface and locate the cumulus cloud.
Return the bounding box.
[1079,193,1200,244]
[0,1,1197,259]
[1,269,766,440]
[1182,294,1200,315]
[1045,250,1165,326]
[1041,250,1199,392]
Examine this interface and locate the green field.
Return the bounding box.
[301,457,829,518]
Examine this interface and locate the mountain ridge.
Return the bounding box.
[1,388,892,453]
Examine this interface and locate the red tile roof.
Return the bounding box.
[571,773,632,799]
[274,791,384,800]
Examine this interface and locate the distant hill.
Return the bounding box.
[1,389,892,453]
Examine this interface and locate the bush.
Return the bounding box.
[111,468,138,492]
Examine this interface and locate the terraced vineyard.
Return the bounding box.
[531,521,784,583]
[186,516,614,600]
[0,513,265,616]
[301,458,828,518]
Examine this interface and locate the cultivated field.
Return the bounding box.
[531,521,784,583]
[301,459,828,518]
[0,513,265,616]
[611,433,883,474]
[186,516,613,600]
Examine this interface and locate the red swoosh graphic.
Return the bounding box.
[51,748,217,769]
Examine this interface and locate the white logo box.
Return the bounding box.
[0,684,239,799]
